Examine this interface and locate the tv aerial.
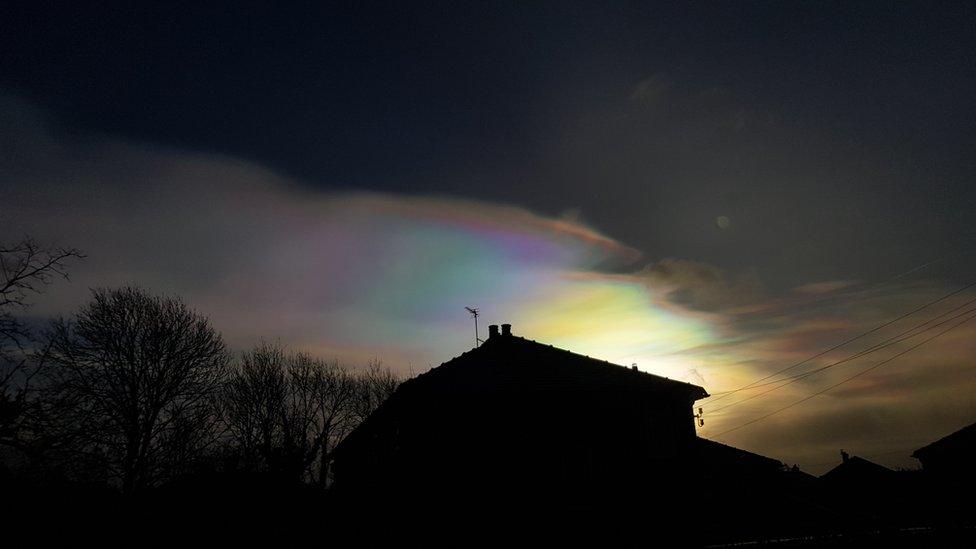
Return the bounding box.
[465,307,483,347]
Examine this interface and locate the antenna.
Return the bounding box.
[694,407,704,428]
[465,307,483,347]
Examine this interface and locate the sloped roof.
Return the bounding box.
[395,332,709,400]
[912,421,976,460]
[696,438,783,472]
[820,455,894,483]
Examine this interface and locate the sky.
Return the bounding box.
[2,2,976,473]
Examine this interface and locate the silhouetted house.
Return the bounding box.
[696,438,783,479]
[820,450,895,488]
[911,421,976,524]
[333,324,708,501]
[691,439,848,541]
[813,450,906,524]
[912,420,976,482]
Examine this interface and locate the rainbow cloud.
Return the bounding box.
[7,93,976,474]
[2,95,720,381]
[212,191,719,378]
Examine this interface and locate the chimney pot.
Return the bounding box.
[488,325,499,338]
[501,323,512,336]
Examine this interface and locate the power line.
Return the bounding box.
[701,280,976,406]
[704,298,976,414]
[708,309,976,439]
[704,307,976,417]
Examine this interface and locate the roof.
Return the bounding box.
[820,455,895,483]
[335,331,709,459]
[696,438,783,472]
[912,421,976,460]
[396,331,710,400]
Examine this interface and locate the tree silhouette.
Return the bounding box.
[220,343,399,485]
[43,287,229,493]
[351,359,400,424]
[0,237,82,452]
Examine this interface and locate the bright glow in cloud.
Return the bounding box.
[0,94,717,380]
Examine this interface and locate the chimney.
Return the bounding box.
[840,450,850,464]
[501,323,512,336]
[488,325,499,339]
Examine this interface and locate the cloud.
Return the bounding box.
[646,259,976,472]
[4,91,975,474]
[0,93,689,371]
[629,74,674,105]
[640,258,764,312]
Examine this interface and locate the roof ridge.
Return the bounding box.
[505,335,707,392]
[913,420,976,456]
[412,335,707,398]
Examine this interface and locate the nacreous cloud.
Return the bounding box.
[4,93,974,473]
[0,93,714,377]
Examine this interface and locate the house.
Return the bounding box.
[912,420,976,482]
[692,439,849,541]
[820,450,896,488]
[911,421,976,523]
[813,450,913,524]
[696,438,784,479]
[333,323,710,500]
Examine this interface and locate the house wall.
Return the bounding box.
[333,388,699,495]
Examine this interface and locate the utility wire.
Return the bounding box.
[709,310,976,439]
[708,295,976,397]
[701,280,976,405]
[707,305,976,415]
[704,297,976,414]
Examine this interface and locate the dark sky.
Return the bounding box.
[4,2,974,289]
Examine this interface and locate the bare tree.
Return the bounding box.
[0,238,83,357]
[351,359,400,424]
[220,344,397,486]
[287,352,358,487]
[220,342,290,475]
[43,287,229,493]
[0,237,82,450]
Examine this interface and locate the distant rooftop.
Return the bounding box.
[913,420,976,460]
[820,453,895,483]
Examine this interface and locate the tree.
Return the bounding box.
[220,343,291,476]
[220,344,399,486]
[0,237,82,450]
[43,287,229,493]
[350,359,400,424]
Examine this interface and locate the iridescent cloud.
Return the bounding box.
[5,93,976,474]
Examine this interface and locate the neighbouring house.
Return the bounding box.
[693,439,845,541]
[816,450,911,524]
[333,323,710,499]
[820,450,896,488]
[696,438,784,479]
[912,420,976,482]
[911,420,976,523]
